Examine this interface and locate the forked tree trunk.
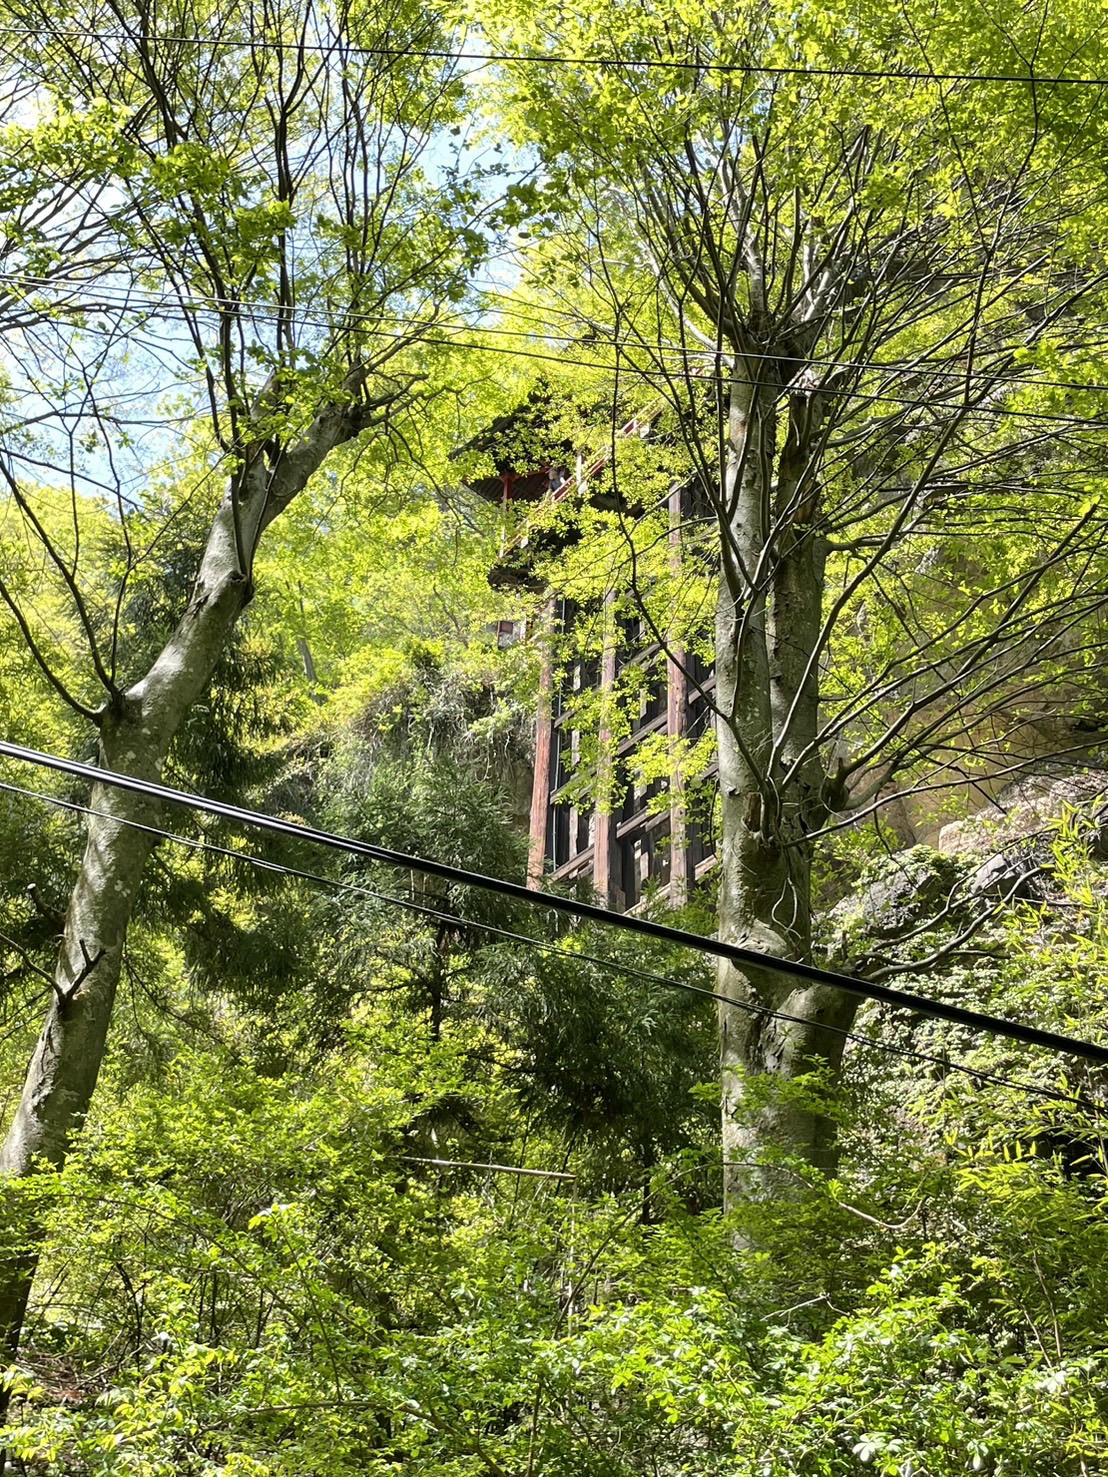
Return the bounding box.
[0,397,374,1402]
[714,358,858,1210]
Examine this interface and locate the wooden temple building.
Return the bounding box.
[463,409,717,911]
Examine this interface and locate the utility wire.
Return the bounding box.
[0,27,1106,89]
[399,1156,575,1181]
[0,772,1100,1118]
[0,778,730,996]
[2,738,1107,1070]
[0,266,1091,401]
[7,268,1108,408]
[3,284,1107,438]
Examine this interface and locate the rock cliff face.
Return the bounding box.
[862,705,1108,855]
[820,846,968,973]
[933,771,1108,860]
[820,768,1108,976]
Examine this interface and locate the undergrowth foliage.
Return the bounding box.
[5,799,1108,1474]
[5,1044,1108,1474]
[5,0,1108,1454]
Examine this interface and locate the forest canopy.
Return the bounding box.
[2,0,1108,1472]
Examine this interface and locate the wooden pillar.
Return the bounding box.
[667,483,689,904]
[667,653,688,904]
[527,604,556,888]
[592,592,618,905]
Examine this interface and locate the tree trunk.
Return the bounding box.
[0,396,375,1393]
[715,362,858,1210]
[0,503,250,1406]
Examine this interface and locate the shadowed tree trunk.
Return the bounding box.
[0,389,399,1397]
[0,0,495,1398]
[713,351,859,1206]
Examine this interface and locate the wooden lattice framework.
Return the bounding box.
[465,437,717,909]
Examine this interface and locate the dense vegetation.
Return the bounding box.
[2,0,1108,1470]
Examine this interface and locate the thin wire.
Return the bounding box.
[21,260,1098,409]
[0,778,730,996]
[3,282,1107,438]
[399,1155,575,1181]
[6,736,1106,1069]
[0,27,1107,88]
[8,268,1108,407]
[1,763,1106,1118]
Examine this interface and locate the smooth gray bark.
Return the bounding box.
[0,389,380,1388]
[713,355,856,1210]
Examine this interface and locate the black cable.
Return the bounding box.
[0,778,728,996]
[8,267,1108,409]
[3,283,1107,439]
[1,773,1101,1117]
[1,26,1107,89]
[3,738,1108,1069]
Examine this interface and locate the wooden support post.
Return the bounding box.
[667,483,688,905]
[527,604,556,888]
[592,592,619,905]
[667,653,688,904]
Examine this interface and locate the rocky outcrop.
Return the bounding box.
[821,769,1108,974]
[935,769,1108,858]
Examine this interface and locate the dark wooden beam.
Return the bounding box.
[527,605,556,888]
[592,592,619,904]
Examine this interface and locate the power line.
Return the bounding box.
[0,772,1100,1118]
[1,26,1107,89]
[2,738,1107,1070]
[8,267,1108,408]
[4,280,1108,438]
[399,1156,575,1181]
[0,777,731,1000]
